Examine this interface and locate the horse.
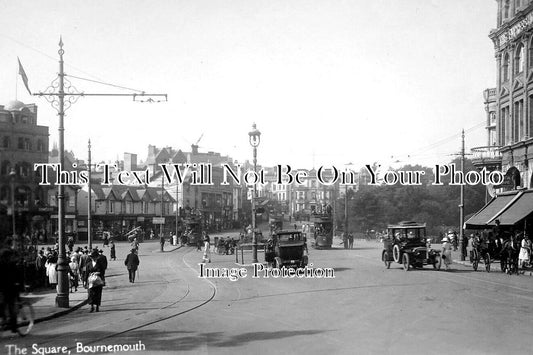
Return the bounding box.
[500,236,520,274]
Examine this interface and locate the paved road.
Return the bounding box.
[3,238,533,355]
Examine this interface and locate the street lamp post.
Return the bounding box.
[248,123,261,263]
[33,38,167,308]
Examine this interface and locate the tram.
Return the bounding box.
[183,216,203,246]
[305,213,333,249]
[269,215,284,235]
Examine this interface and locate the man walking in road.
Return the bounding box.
[124,248,140,283]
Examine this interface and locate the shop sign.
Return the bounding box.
[153,217,165,224]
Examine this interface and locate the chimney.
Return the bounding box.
[191,144,199,155]
[124,152,137,171]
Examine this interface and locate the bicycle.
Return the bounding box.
[0,295,35,336]
[471,247,491,272]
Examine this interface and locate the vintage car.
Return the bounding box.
[265,230,308,269]
[382,221,441,271]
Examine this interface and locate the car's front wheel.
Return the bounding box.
[393,244,401,263]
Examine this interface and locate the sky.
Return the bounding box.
[1,0,498,171]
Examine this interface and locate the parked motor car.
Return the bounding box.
[265,230,308,269]
[382,221,441,271]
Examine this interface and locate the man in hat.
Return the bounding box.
[124,248,140,283]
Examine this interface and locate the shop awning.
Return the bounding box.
[464,191,520,229]
[486,189,533,226]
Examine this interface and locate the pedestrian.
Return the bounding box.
[79,249,89,288]
[441,237,453,270]
[124,248,140,283]
[98,249,108,284]
[46,252,58,290]
[86,249,105,313]
[67,235,75,253]
[202,232,211,263]
[131,237,139,253]
[35,249,46,288]
[103,232,110,248]
[172,232,177,246]
[519,234,531,274]
[68,255,79,292]
[160,234,166,252]
[110,240,116,261]
[348,233,354,249]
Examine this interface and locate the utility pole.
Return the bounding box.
[87,139,92,250]
[452,129,471,261]
[34,37,167,308]
[459,129,466,261]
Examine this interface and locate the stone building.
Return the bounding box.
[0,100,49,238]
[489,0,533,188]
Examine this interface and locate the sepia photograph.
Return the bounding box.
[1,0,533,354]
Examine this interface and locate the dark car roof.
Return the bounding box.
[387,221,426,229]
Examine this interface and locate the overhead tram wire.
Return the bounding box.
[65,74,145,93]
[389,121,486,164]
[3,34,113,83]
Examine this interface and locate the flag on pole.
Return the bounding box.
[17,57,32,96]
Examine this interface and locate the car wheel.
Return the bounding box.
[393,244,401,263]
[402,253,410,271]
[274,257,282,269]
[383,251,391,269]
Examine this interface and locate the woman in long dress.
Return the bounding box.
[46,253,58,289]
[202,233,211,263]
[519,234,531,273]
[86,250,104,312]
[442,237,453,270]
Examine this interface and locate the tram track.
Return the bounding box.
[17,247,217,350]
[70,248,217,348]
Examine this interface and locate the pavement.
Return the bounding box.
[21,240,185,325]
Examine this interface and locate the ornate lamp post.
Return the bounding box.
[248,123,261,263]
[34,38,167,307]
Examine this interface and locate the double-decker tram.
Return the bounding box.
[306,212,333,249]
[184,215,203,246]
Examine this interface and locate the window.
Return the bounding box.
[500,106,509,145]
[37,139,44,152]
[502,53,510,82]
[513,100,524,142]
[2,136,9,148]
[1,161,11,175]
[18,137,24,149]
[515,44,525,74]
[504,0,510,19]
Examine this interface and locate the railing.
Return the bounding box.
[470,146,503,161]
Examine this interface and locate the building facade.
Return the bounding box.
[0,100,49,239]
[488,0,533,189]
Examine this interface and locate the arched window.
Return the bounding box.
[503,52,510,81]
[515,43,525,74]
